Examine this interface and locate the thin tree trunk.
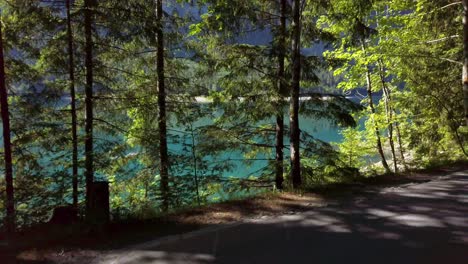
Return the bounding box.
[275,116,284,189]
[383,90,397,173]
[275,0,286,190]
[452,120,468,156]
[84,0,94,218]
[378,59,408,171]
[361,43,390,174]
[66,0,79,209]
[156,0,169,212]
[190,126,200,206]
[290,0,302,188]
[366,71,390,174]
[463,0,468,126]
[0,17,15,239]
[378,60,397,173]
[394,121,408,171]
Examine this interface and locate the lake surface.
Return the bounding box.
[164,113,345,180]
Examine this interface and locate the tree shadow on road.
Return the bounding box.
[51,171,468,264]
[11,172,468,264]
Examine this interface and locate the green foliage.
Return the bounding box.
[335,128,369,169]
[320,0,467,175]
[1,0,465,230]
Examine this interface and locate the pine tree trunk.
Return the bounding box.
[290,0,302,188]
[84,0,95,218]
[275,116,284,189]
[66,0,79,209]
[0,18,15,239]
[378,60,397,173]
[275,0,286,190]
[190,127,200,206]
[156,0,169,212]
[362,43,390,174]
[463,0,468,126]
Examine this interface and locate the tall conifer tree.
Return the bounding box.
[84,0,95,218]
[65,0,79,208]
[0,14,15,238]
[290,0,302,188]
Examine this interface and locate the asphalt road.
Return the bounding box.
[96,170,468,264]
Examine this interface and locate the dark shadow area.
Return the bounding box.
[92,171,468,264]
[5,168,468,263]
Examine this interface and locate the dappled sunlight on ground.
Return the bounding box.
[132,171,468,264]
[14,171,468,264]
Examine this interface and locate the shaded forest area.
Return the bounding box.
[0,0,467,245]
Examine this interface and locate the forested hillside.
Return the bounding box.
[0,0,466,239]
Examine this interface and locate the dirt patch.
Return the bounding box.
[166,192,324,225]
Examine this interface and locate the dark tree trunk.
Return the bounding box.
[190,126,200,206]
[66,0,79,209]
[362,43,390,174]
[378,60,397,173]
[84,0,95,218]
[156,0,169,212]
[290,0,302,188]
[0,18,15,238]
[463,0,468,126]
[275,0,287,190]
[275,116,284,189]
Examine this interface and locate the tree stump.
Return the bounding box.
[88,181,110,226]
[49,205,78,225]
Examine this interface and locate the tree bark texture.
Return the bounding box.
[84,0,95,218]
[66,0,79,208]
[275,0,287,190]
[290,0,302,188]
[0,17,15,238]
[156,0,170,211]
[463,0,468,126]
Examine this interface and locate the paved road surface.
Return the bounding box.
[96,170,468,264]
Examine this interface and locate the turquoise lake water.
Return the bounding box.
[164,113,345,180]
[160,96,370,180]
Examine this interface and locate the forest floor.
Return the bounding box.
[5,160,468,263]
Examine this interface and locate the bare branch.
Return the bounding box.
[440,1,462,9]
[425,35,460,44]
